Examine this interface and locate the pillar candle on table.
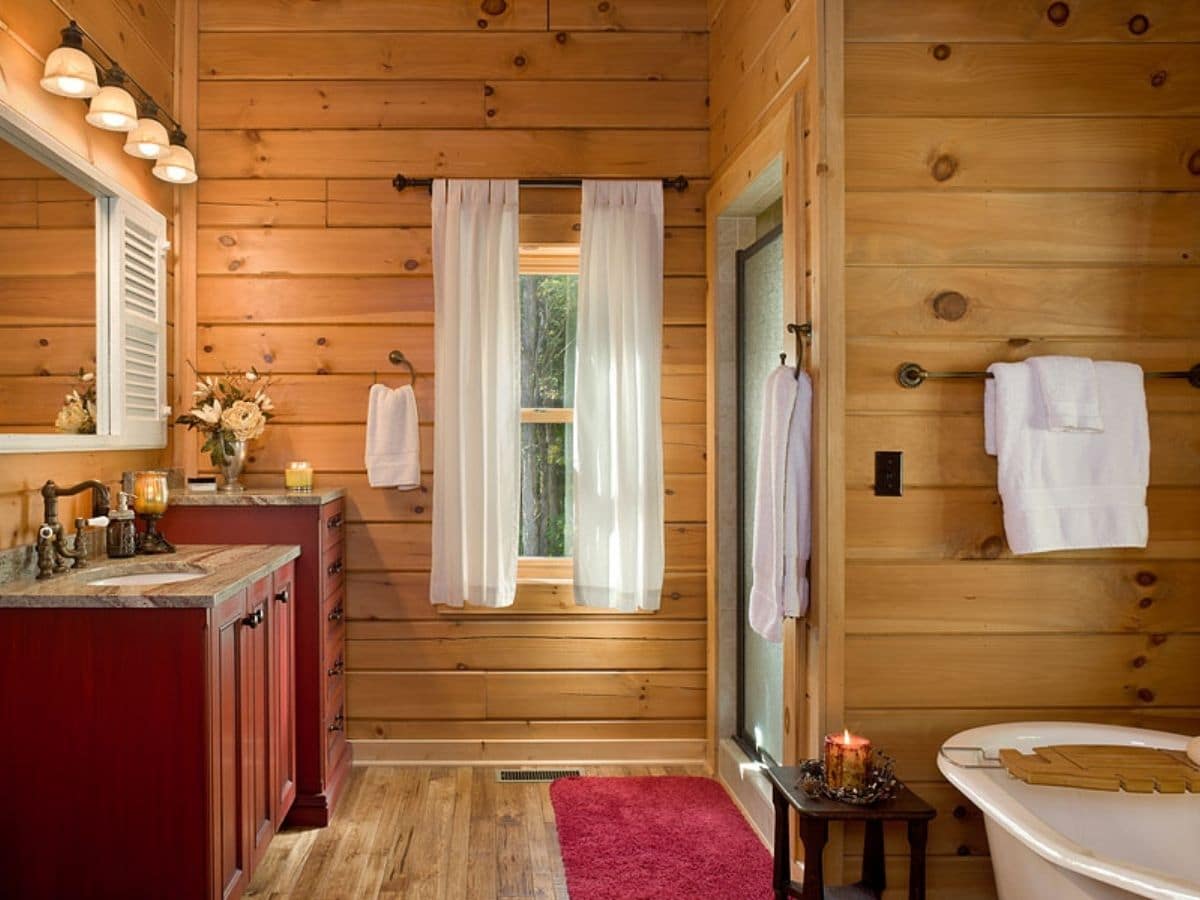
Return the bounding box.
[825,729,872,791]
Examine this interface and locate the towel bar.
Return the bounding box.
[897,361,1200,390]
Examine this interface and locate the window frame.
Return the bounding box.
[517,244,579,579]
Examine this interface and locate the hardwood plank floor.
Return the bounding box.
[248,764,710,900]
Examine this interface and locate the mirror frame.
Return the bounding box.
[0,96,168,453]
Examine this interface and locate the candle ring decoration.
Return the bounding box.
[132,470,176,555]
[796,752,900,806]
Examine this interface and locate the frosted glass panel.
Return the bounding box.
[738,229,785,763]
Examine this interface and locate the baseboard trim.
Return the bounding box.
[349,738,708,766]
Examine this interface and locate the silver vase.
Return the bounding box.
[218,439,248,492]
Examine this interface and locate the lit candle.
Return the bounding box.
[132,471,169,515]
[824,728,872,792]
[285,460,314,493]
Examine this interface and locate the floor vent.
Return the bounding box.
[497,769,581,783]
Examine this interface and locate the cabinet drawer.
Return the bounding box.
[321,500,346,550]
[321,542,346,599]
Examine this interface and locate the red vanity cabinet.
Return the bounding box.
[163,494,351,826]
[0,551,296,900]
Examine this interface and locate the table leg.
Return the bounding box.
[861,819,886,897]
[907,820,929,900]
[797,817,828,900]
[772,788,792,900]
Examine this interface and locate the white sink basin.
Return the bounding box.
[88,572,206,587]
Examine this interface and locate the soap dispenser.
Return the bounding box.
[107,492,138,559]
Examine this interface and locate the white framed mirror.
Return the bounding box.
[0,97,168,453]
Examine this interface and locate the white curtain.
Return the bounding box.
[430,179,520,607]
[573,181,665,611]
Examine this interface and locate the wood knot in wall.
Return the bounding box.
[930,154,959,182]
[931,290,968,321]
[1046,2,1070,26]
[1150,70,1168,87]
[1187,150,1200,176]
[931,44,951,61]
[1135,570,1157,586]
[480,0,507,15]
[1127,13,1150,35]
[979,535,1005,559]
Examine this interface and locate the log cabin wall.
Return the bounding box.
[0,0,175,550]
[190,0,711,762]
[840,2,1200,895]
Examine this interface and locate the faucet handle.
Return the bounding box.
[72,517,89,566]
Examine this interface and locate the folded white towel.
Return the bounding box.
[1026,355,1104,433]
[749,366,812,643]
[984,361,1148,555]
[365,383,421,490]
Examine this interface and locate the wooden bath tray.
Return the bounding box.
[1000,745,1200,793]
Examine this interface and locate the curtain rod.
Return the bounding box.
[392,174,690,193]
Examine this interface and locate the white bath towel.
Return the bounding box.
[365,383,421,490]
[749,366,812,643]
[1026,355,1104,433]
[984,361,1148,555]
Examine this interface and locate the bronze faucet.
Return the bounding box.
[36,480,111,579]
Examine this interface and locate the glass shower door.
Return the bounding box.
[736,225,786,764]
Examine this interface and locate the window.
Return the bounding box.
[518,247,578,562]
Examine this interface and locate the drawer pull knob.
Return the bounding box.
[328,605,344,622]
[328,658,345,677]
[242,609,264,629]
[275,587,290,604]
[327,559,344,576]
[328,713,345,733]
[327,513,344,529]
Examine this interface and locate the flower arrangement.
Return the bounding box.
[176,366,275,468]
[54,370,97,434]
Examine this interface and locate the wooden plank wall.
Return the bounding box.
[841,2,1200,895]
[0,0,174,549]
[192,0,711,762]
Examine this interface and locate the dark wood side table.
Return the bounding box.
[764,765,936,900]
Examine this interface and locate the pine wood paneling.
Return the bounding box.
[193,2,711,760]
[196,129,709,179]
[845,1,1200,42]
[199,0,547,32]
[199,32,709,81]
[841,6,1200,892]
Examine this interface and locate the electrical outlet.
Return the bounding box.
[874,451,903,497]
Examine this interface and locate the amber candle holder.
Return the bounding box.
[285,460,314,493]
[824,729,872,792]
[133,471,175,554]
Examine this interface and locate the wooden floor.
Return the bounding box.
[248,764,708,900]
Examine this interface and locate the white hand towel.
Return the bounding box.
[984,360,1148,555]
[1026,355,1104,433]
[749,366,812,643]
[365,383,421,490]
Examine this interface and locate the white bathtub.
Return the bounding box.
[938,722,1200,900]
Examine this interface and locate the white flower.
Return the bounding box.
[253,391,274,412]
[245,370,259,382]
[221,400,266,442]
[192,376,217,400]
[190,399,222,426]
[81,372,95,383]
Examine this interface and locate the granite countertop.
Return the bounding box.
[0,544,300,609]
[170,487,345,507]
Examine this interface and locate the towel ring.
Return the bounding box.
[373,350,416,386]
[781,322,812,379]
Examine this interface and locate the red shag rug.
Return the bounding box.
[550,776,774,900]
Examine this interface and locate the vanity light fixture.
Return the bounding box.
[85,67,138,132]
[38,10,196,182]
[124,102,171,159]
[152,130,198,184]
[39,22,100,98]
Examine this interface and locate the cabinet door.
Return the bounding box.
[271,562,297,824]
[211,591,249,900]
[245,577,274,872]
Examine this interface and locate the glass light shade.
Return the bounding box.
[152,144,198,184]
[85,85,138,131]
[40,46,100,98]
[132,471,169,515]
[124,117,170,159]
